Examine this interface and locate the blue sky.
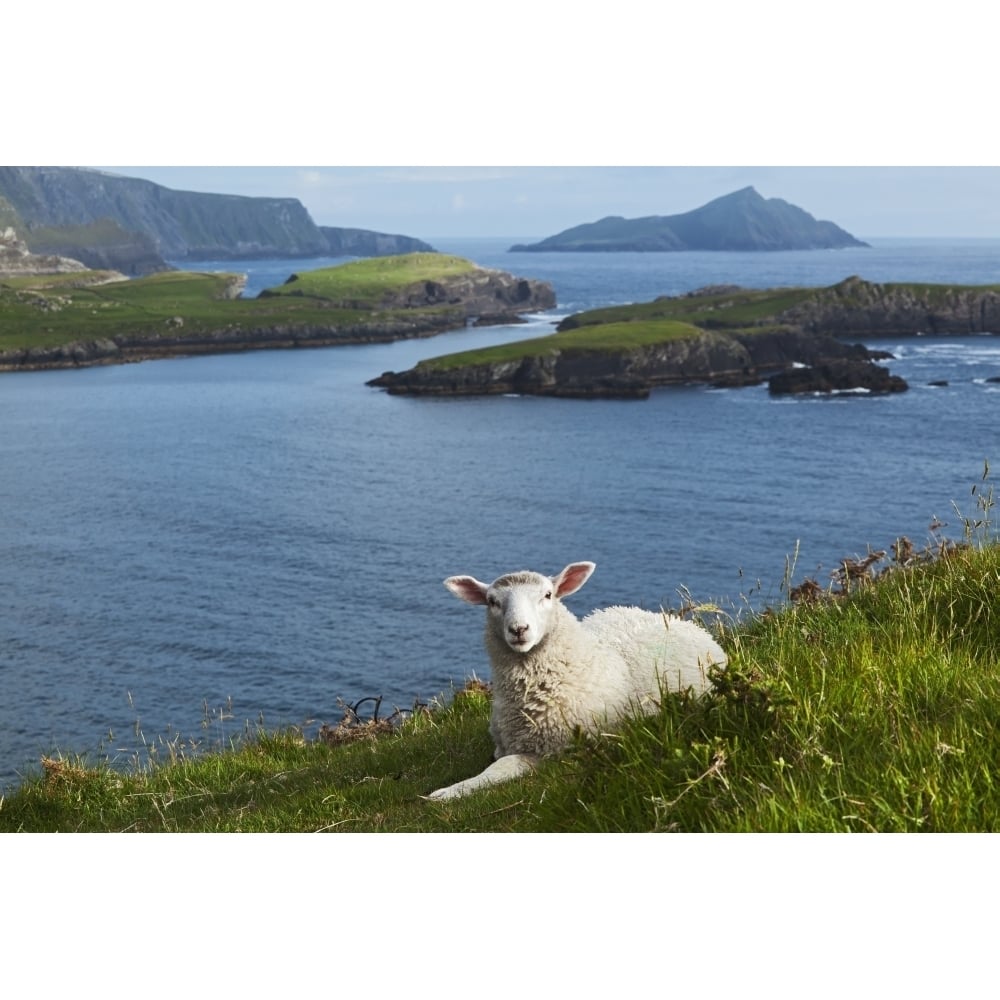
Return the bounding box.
[90,166,1000,240]
[14,5,999,243]
[8,1,997,976]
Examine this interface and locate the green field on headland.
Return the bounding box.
[368,277,1000,398]
[4,497,998,833]
[258,252,476,303]
[0,254,530,365]
[419,277,1000,373]
[419,319,704,370]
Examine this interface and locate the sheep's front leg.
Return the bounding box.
[427,753,538,800]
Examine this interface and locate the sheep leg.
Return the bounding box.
[427,753,538,800]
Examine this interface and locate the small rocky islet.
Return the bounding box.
[369,277,1000,400]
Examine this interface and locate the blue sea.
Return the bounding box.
[2,236,999,792]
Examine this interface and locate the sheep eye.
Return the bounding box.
[543,590,553,600]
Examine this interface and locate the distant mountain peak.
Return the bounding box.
[510,188,868,253]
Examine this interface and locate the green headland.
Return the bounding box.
[0,253,555,370]
[2,508,998,832]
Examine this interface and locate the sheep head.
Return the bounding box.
[444,562,595,653]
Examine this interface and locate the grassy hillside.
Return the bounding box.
[4,506,997,832]
[409,276,1000,377]
[557,286,816,331]
[0,254,479,355]
[260,253,475,302]
[419,319,703,371]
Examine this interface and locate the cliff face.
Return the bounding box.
[0,167,437,274]
[0,256,555,373]
[319,226,434,256]
[379,266,555,318]
[368,277,1000,400]
[0,167,327,260]
[368,330,871,398]
[780,276,1000,335]
[0,225,91,276]
[510,187,868,253]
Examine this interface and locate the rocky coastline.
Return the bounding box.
[368,330,878,399]
[0,256,556,373]
[0,317,467,372]
[368,277,1000,400]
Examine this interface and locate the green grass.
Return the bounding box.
[259,252,476,303]
[557,286,816,331]
[419,319,703,371]
[4,520,998,832]
[0,255,478,354]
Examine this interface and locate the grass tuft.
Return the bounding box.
[3,482,998,831]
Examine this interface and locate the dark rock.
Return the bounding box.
[768,360,909,396]
[780,275,1000,336]
[928,380,950,387]
[367,330,884,400]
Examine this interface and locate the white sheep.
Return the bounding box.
[428,560,727,800]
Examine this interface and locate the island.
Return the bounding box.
[0,249,555,372]
[367,277,1000,400]
[0,167,436,275]
[509,187,868,253]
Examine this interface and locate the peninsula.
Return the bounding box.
[509,187,868,253]
[367,277,1000,399]
[0,251,555,372]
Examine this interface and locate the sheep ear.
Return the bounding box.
[444,575,490,605]
[552,562,596,598]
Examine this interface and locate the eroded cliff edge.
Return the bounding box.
[0,255,555,372]
[368,278,1000,399]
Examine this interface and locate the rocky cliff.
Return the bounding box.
[510,186,868,253]
[778,275,1000,335]
[263,261,555,321]
[369,276,1000,400]
[0,167,437,275]
[0,225,92,276]
[377,266,555,320]
[319,226,435,256]
[0,255,554,373]
[368,329,873,399]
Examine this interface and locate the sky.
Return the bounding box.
[87,165,1000,240]
[12,4,1000,244]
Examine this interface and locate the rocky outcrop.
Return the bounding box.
[382,267,555,319]
[319,227,435,256]
[270,265,556,320]
[779,276,1000,335]
[768,360,909,396]
[25,220,168,276]
[510,187,868,253]
[368,330,873,398]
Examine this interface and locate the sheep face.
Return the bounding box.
[444,562,596,654]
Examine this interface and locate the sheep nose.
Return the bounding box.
[509,624,530,640]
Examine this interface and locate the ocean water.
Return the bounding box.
[2,237,999,791]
